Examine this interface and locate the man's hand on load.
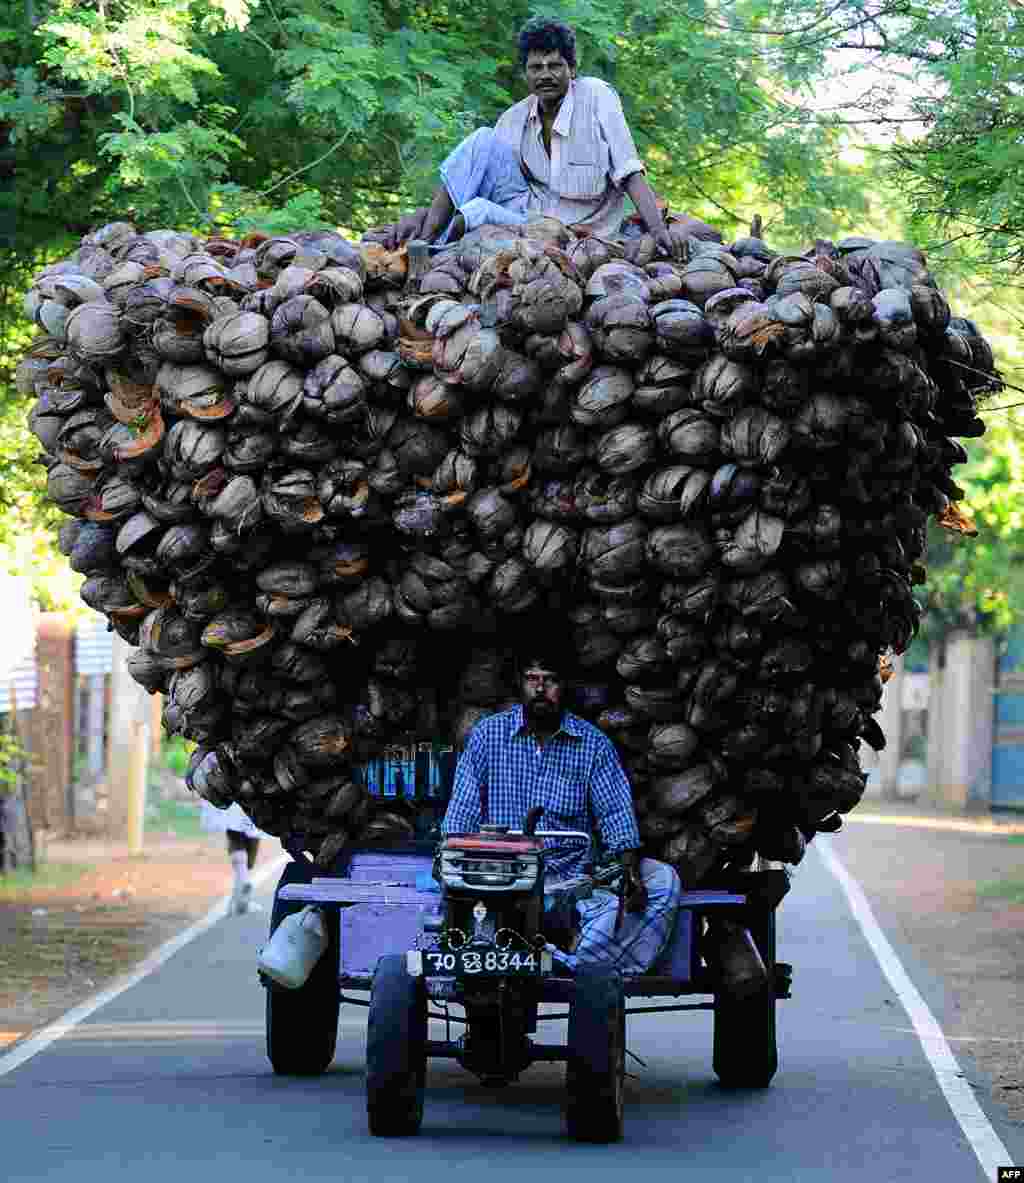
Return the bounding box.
[652,225,681,262]
[623,173,680,263]
[361,208,428,251]
[389,208,429,250]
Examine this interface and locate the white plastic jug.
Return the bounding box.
[258,906,328,990]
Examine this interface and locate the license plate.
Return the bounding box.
[421,946,543,977]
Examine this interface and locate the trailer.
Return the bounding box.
[260,824,791,1142]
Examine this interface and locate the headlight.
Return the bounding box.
[439,851,540,892]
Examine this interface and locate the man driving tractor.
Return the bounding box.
[443,643,683,975]
[367,17,678,257]
[259,638,770,994]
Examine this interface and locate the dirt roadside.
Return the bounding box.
[831,804,1024,1126]
[0,827,281,1046]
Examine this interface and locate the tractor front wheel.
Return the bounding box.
[564,967,625,1143]
[366,955,427,1136]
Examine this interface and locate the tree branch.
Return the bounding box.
[674,0,850,38]
[176,172,208,224]
[678,177,746,225]
[259,132,353,199]
[259,0,288,42]
[247,29,276,56]
[832,40,947,63]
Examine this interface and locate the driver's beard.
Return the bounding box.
[524,699,560,731]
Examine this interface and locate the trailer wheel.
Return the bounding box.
[366,954,427,1136]
[564,968,625,1143]
[264,860,340,1076]
[713,909,778,1088]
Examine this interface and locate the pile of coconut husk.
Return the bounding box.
[17,212,997,878]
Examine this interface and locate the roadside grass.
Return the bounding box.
[973,833,1024,902]
[0,862,90,900]
[977,874,1024,904]
[146,797,203,840]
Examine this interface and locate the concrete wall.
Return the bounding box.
[926,632,995,810]
[867,634,995,813]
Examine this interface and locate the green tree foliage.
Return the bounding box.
[891,1,1024,275]
[0,241,69,552]
[2,0,869,255]
[920,420,1024,640]
[758,0,1024,275]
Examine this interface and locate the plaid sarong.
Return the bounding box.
[548,858,682,976]
[437,127,530,244]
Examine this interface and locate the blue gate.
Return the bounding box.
[992,627,1024,810]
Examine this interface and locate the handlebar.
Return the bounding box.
[509,826,593,861]
[500,807,596,861]
[522,805,592,854]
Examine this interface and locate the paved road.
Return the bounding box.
[2,850,1020,1182]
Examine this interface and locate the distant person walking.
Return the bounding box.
[200,800,268,915]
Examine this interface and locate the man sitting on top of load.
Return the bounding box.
[369,18,679,259]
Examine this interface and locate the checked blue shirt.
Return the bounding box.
[442,706,641,881]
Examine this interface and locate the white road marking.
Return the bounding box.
[0,853,289,1078]
[817,838,1013,1181]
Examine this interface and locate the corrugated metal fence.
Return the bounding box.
[0,652,38,714]
[70,614,114,825]
[75,614,113,677]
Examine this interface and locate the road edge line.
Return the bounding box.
[0,852,289,1078]
[816,837,1013,1179]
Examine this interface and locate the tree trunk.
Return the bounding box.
[0,690,36,873]
[0,783,35,872]
[0,720,35,874]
